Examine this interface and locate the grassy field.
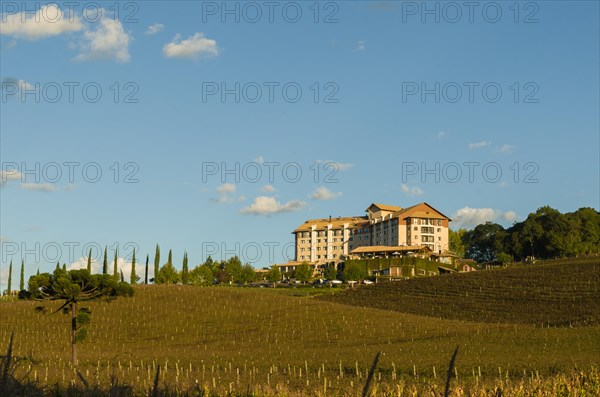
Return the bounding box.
[1,259,599,395]
[320,257,600,326]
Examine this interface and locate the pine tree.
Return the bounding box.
[102,246,108,274]
[130,249,137,285]
[87,248,92,273]
[181,252,189,285]
[7,260,12,293]
[153,244,160,284]
[19,260,24,291]
[113,247,119,279]
[144,255,149,284]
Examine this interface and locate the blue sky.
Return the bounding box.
[0,1,598,286]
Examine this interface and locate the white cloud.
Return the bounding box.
[260,184,275,193]
[215,183,244,204]
[436,131,446,140]
[20,183,58,192]
[499,144,514,154]
[241,196,307,215]
[74,16,131,62]
[254,156,265,164]
[400,183,424,197]
[145,23,164,35]
[354,40,367,52]
[163,32,219,59]
[452,207,518,228]
[0,169,22,185]
[0,4,83,40]
[310,186,342,200]
[216,183,236,194]
[468,141,492,150]
[68,255,146,280]
[502,210,517,222]
[315,160,353,171]
[1,78,34,92]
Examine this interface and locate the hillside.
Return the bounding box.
[320,257,600,326]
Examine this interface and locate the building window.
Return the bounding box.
[414,226,418,231]
[437,228,441,232]
[437,220,442,226]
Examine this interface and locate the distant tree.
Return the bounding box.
[323,264,337,281]
[181,252,189,285]
[153,244,160,284]
[204,255,214,270]
[294,262,313,283]
[156,262,180,284]
[120,270,124,283]
[189,265,213,286]
[55,262,60,271]
[130,249,137,285]
[102,246,108,275]
[62,263,66,271]
[26,268,133,366]
[266,266,281,287]
[342,262,367,282]
[167,249,173,267]
[7,260,12,294]
[496,252,513,264]
[449,228,468,258]
[144,254,149,284]
[223,256,242,284]
[463,222,507,263]
[86,248,92,273]
[239,264,255,285]
[113,247,119,279]
[19,260,25,291]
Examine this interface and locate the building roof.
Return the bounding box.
[366,203,403,212]
[293,216,367,233]
[349,245,432,254]
[393,202,452,221]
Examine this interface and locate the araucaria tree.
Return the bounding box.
[26,268,133,366]
[130,249,137,285]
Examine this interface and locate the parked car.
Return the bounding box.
[363,280,374,285]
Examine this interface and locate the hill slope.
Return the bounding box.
[320,258,600,326]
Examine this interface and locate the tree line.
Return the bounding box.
[449,206,600,263]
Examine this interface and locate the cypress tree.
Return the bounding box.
[153,244,160,284]
[19,260,24,291]
[168,249,173,266]
[7,260,12,293]
[62,263,66,271]
[36,268,40,276]
[130,249,137,285]
[113,247,119,279]
[56,262,60,271]
[102,246,108,274]
[87,248,92,273]
[144,254,149,284]
[181,252,189,285]
[120,270,125,282]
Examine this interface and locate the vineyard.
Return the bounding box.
[0,259,599,395]
[322,257,600,326]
